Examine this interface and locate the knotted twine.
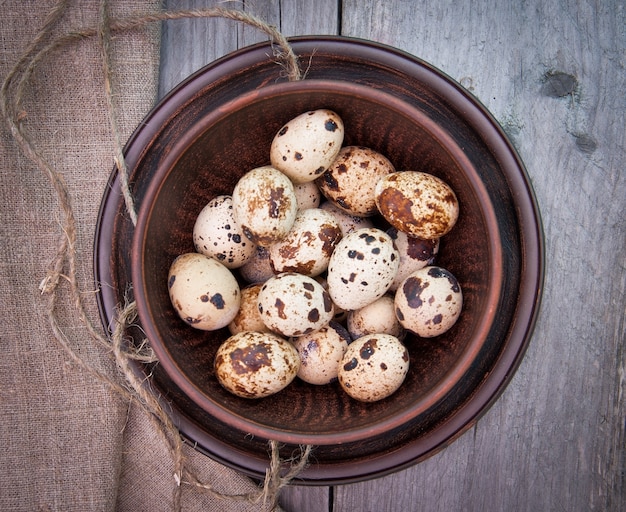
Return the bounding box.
[0,1,312,510]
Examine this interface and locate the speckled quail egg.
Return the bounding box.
[228,284,271,335]
[239,245,275,284]
[347,294,406,340]
[338,333,409,402]
[232,166,298,246]
[316,146,395,217]
[375,171,459,240]
[292,322,351,385]
[214,331,300,398]
[319,201,374,237]
[270,109,344,183]
[326,227,399,311]
[167,252,240,331]
[387,227,440,291]
[269,208,342,277]
[257,272,334,337]
[293,181,321,210]
[394,265,463,337]
[193,195,257,269]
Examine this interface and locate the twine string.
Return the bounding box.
[99,0,139,228]
[0,1,311,510]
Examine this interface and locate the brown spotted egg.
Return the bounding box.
[387,227,440,291]
[214,331,300,398]
[228,284,271,335]
[257,272,334,337]
[270,109,344,183]
[292,322,351,385]
[293,181,322,210]
[167,252,240,331]
[326,227,399,311]
[347,294,406,340]
[338,333,409,402]
[394,265,463,337]
[316,146,395,217]
[239,246,275,284]
[269,208,342,277]
[232,166,297,246]
[193,195,257,268]
[375,171,459,240]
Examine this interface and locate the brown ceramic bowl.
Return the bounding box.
[95,37,543,484]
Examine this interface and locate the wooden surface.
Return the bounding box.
[159,1,625,510]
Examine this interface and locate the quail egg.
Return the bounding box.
[375,171,459,239]
[269,208,342,277]
[257,272,334,337]
[232,166,298,246]
[193,195,257,268]
[326,227,399,311]
[387,227,440,291]
[167,252,240,331]
[239,245,275,284]
[293,181,322,210]
[347,294,405,340]
[228,284,271,335]
[270,109,344,183]
[317,146,395,217]
[214,331,299,398]
[394,265,463,337]
[338,333,409,402]
[292,322,351,385]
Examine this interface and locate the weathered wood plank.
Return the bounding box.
[278,482,330,512]
[278,0,339,36]
[159,0,237,97]
[337,0,626,510]
[159,0,339,97]
[158,1,625,511]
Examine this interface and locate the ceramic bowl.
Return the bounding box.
[95,37,543,484]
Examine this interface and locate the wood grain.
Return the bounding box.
[159,0,338,96]
[159,1,625,511]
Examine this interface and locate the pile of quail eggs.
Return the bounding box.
[167,109,463,402]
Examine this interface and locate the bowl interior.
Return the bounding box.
[132,79,501,445]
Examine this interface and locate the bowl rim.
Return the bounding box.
[131,78,504,445]
[94,35,545,484]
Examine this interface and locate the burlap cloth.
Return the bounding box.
[0,1,282,510]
